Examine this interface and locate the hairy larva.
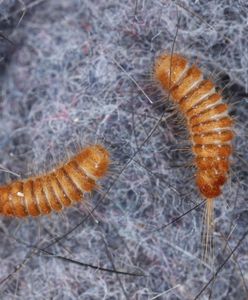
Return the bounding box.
[0,144,110,217]
[154,53,234,259]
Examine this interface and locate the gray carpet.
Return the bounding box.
[0,1,247,299]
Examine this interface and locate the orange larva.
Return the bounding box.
[0,144,110,218]
[154,53,234,258]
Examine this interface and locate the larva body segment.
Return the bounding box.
[0,145,110,218]
[154,53,233,199]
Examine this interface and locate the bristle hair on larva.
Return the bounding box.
[154,52,234,260]
[0,144,110,218]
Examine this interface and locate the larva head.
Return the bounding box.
[154,53,188,90]
[75,145,110,180]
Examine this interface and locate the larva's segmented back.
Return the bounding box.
[154,53,233,199]
[154,52,234,261]
[0,145,110,218]
[154,54,233,260]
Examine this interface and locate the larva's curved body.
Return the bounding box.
[0,145,110,217]
[154,53,233,199]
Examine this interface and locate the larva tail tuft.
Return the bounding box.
[201,198,215,266]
